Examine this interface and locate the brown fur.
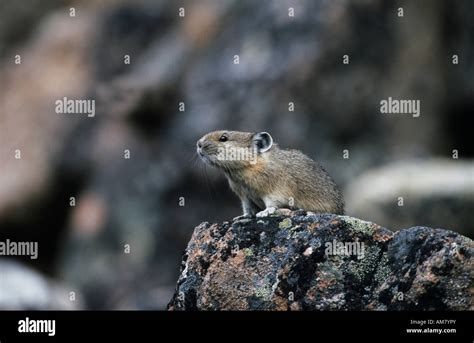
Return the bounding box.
[197,130,344,215]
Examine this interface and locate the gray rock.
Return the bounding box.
[0,260,82,310]
[168,210,473,310]
[345,160,474,236]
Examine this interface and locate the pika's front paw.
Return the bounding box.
[256,207,277,218]
[233,214,252,221]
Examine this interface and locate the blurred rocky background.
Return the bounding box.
[0,0,472,309]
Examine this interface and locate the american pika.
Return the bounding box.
[196,130,344,216]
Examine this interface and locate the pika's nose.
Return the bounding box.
[197,140,203,149]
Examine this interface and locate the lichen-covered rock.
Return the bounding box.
[168,210,473,310]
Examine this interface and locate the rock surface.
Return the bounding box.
[0,260,82,310]
[168,210,473,310]
[345,160,474,237]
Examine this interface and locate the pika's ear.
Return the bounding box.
[252,132,273,153]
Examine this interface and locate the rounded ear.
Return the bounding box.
[252,132,273,153]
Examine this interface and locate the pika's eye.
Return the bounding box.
[219,134,228,142]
